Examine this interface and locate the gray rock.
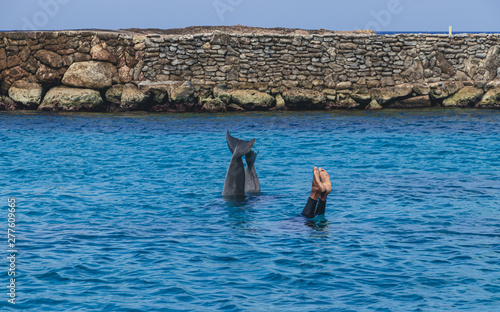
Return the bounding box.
[371,86,413,104]
[62,61,117,89]
[476,87,500,108]
[34,50,63,68]
[229,89,274,110]
[201,97,227,112]
[282,88,326,109]
[365,99,383,110]
[442,87,484,107]
[39,86,103,111]
[388,95,432,108]
[36,64,62,86]
[8,80,43,107]
[121,83,149,110]
[105,85,124,104]
[169,81,194,102]
[275,94,286,110]
[429,81,464,101]
[213,84,232,104]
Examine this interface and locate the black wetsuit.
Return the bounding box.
[301,197,326,219]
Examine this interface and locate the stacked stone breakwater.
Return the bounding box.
[1,29,500,112]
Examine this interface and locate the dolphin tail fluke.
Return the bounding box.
[226,131,255,158]
[245,150,258,166]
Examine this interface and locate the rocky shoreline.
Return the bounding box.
[1,28,499,112]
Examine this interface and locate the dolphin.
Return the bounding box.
[244,150,260,194]
[222,131,255,197]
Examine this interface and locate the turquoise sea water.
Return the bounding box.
[1,109,499,311]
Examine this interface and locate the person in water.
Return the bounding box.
[301,167,332,219]
[222,132,332,218]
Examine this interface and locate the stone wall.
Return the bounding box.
[1,30,500,112]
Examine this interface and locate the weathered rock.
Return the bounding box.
[8,80,43,107]
[39,86,103,111]
[282,88,326,109]
[401,57,424,82]
[371,86,413,104]
[484,46,500,80]
[1,66,28,93]
[351,91,371,104]
[476,87,500,108]
[0,48,6,71]
[332,94,360,109]
[275,94,286,110]
[442,87,485,107]
[388,95,432,108]
[36,64,62,86]
[169,81,195,102]
[380,77,395,87]
[227,103,245,111]
[21,56,38,74]
[436,51,456,76]
[7,55,21,68]
[429,81,464,101]
[138,81,173,104]
[413,83,431,96]
[62,61,117,89]
[90,43,117,64]
[19,47,30,62]
[336,81,352,90]
[365,99,383,110]
[0,95,18,110]
[201,97,227,112]
[118,66,132,83]
[105,85,124,104]
[229,89,274,110]
[213,84,231,104]
[34,50,63,68]
[121,83,149,110]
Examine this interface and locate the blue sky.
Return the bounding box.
[1,0,499,33]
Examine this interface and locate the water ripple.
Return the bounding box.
[1,109,499,311]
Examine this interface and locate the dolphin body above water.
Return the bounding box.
[222,131,260,197]
[244,150,261,194]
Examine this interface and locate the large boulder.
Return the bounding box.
[229,89,275,110]
[213,84,232,104]
[105,85,124,104]
[429,81,463,101]
[138,81,174,104]
[90,43,117,64]
[201,97,227,113]
[282,88,326,109]
[36,64,62,86]
[371,85,413,104]
[476,87,500,108]
[120,83,149,110]
[365,99,383,110]
[34,50,63,68]
[442,87,485,107]
[8,80,43,108]
[412,83,431,95]
[39,86,103,111]
[169,81,195,103]
[62,61,117,89]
